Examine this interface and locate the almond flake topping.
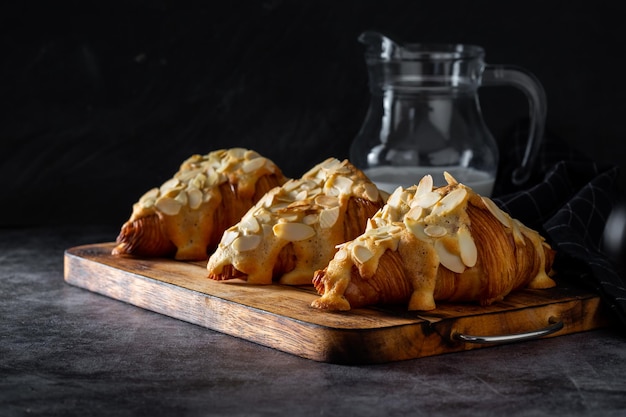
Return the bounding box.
[458,225,477,267]
[273,222,316,241]
[315,195,340,208]
[424,225,447,238]
[362,183,380,201]
[160,178,180,194]
[155,197,182,216]
[406,205,424,221]
[239,215,260,234]
[242,157,267,173]
[434,239,466,273]
[220,229,239,246]
[481,196,511,228]
[431,187,467,216]
[415,174,434,195]
[233,235,261,252]
[352,244,374,264]
[412,189,440,209]
[330,175,354,195]
[187,188,203,210]
[319,206,340,229]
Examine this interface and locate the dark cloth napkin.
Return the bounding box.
[491,127,626,330]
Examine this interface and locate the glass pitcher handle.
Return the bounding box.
[482,65,548,185]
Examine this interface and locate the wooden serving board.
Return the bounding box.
[64,243,609,364]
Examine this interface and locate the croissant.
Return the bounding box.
[207,158,386,285]
[112,148,287,261]
[311,172,556,311]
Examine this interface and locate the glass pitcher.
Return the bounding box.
[350,31,547,196]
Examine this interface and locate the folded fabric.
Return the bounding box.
[492,128,626,328]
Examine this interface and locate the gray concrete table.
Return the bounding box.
[2,226,626,417]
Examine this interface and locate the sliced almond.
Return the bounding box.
[294,190,308,202]
[229,148,246,159]
[174,190,188,206]
[434,239,466,273]
[325,186,340,197]
[424,225,447,238]
[220,229,239,246]
[415,174,434,196]
[273,222,316,241]
[365,217,377,232]
[332,175,354,195]
[443,171,459,186]
[362,183,380,201]
[188,188,203,210]
[302,214,318,225]
[206,169,222,185]
[387,187,405,209]
[240,215,260,234]
[140,198,156,209]
[352,244,374,264]
[481,197,511,228]
[458,225,477,267]
[232,234,261,252]
[375,224,402,236]
[254,209,272,224]
[283,179,301,193]
[160,178,180,194]
[334,248,348,261]
[177,167,201,182]
[139,187,160,203]
[291,204,313,213]
[321,158,343,173]
[242,157,266,173]
[191,173,207,190]
[278,213,299,222]
[404,219,429,242]
[155,196,183,216]
[379,204,392,221]
[269,202,289,213]
[431,187,467,216]
[299,180,318,191]
[243,149,260,159]
[414,191,442,209]
[406,205,424,221]
[319,206,340,229]
[307,187,322,198]
[315,195,339,208]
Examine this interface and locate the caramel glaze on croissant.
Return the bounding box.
[311,172,556,311]
[112,148,287,261]
[207,158,386,285]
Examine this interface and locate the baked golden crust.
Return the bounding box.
[311,172,556,311]
[112,148,287,261]
[207,158,386,285]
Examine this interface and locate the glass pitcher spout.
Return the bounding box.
[358,31,402,59]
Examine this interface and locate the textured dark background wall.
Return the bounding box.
[2,0,625,227]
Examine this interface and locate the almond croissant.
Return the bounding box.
[311,172,556,311]
[207,158,386,285]
[112,148,287,261]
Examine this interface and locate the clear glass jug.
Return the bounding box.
[350,31,547,196]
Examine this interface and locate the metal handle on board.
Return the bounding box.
[453,318,564,344]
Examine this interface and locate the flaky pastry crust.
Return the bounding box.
[207,158,386,285]
[311,172,556,311]
[112,148,287,260]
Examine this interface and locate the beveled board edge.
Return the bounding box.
[63,243,610,364]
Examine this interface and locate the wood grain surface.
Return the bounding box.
[64,243,609,364]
